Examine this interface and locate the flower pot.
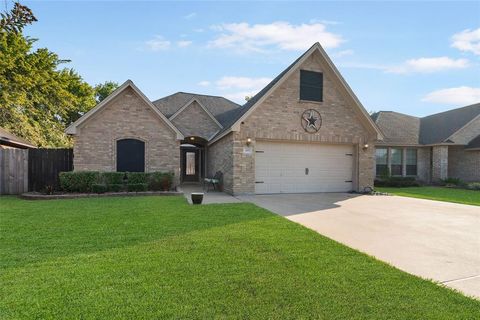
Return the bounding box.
[191,193,204,205]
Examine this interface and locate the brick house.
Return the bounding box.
[66,42,386,194]
[371,104,480,183]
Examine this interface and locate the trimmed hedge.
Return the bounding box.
[59,171,174,193]
[374,176,420,188]
[127,183,148,192]
[59,171,100,193]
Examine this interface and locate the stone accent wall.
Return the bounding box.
[449,116,480,144]
[417,147,431,182]
[207,132,234,194]
[229,50,377,194]
[73,87,180,181]
[171,101,220,140]
[448,146,480,182]
[431,145,448,181]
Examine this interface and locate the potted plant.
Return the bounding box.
[191,192,204,204]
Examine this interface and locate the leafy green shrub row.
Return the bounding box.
[60,171,174,193]
[440,177,465,186]
[374,176,420,188]
[467,182,480,191]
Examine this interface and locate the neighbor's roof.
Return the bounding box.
[152,92,241,127]
[372,102,480,145]
[0,127,36,148]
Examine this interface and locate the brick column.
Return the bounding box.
[432,146,448,181]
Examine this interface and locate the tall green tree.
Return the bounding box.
[0,2,116,147]
[94,81,119,103]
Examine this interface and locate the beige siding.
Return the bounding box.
[73,87,180,181]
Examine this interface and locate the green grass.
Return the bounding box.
[0,196,478,319]
[376,186,480,206]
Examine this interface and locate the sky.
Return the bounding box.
[21,0,480,117]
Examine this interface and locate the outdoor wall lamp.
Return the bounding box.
[246,137,252,146]
[190,137,195,141]
[363,143,369,150]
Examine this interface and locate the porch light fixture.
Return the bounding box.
[363,143,369,150]
[246,137,252,146]
[190,137,195,141]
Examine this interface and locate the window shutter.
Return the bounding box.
[300,70,323,102]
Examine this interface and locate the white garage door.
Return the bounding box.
[255,141,354,194]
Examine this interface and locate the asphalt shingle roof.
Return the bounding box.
[467,134,480,149]
[152,92,241,127]
[372,103,480,145]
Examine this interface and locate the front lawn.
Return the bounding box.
[376,186,480,206]
[0,196,478,319]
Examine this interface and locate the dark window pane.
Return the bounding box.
[375,148,388,176]
[116,139,145,172]
[376,164,388,177]
[391,165,402,176]
[300,70,323,102]
[406,149,417,176]
[390,148,403,176]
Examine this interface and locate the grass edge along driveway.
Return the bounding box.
[376,186,480,206]
[1,196,479,319]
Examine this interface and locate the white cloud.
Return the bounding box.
[198,81,211,87]
[215,76,272,90]
[334,49,354,58]
[209,21,344,52]
[451,28,480,55]
[184,12,197,19]
[145,36,171,51]
[386,57,469,74]
[224,90,260,102]
[177,40,192,48]
[422,86,480,105]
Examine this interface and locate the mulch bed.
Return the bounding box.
[20,191,183,200]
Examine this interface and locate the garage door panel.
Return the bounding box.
[255,141,353,194]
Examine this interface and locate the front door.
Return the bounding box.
[181,148,199,182]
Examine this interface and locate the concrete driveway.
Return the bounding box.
[238,193,480,299]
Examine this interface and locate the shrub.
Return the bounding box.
[148,172,174,191]
[107,184,124,192]
[374,176,420,188]
[102,172,125,185]
[127,183,148,192]
[59,171,100,193]
[440,177,464,186]
[126,172,147,184]
[92,184,107,194]
[467,182,480,191]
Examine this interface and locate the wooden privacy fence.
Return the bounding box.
[0,148,73,195]
[0,148,29,194]
[28,148,73,192]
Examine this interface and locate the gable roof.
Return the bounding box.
[0,127,36,148]
[65,80,184,139]
[419,103,480,144]
[371,111,420,145]
[169,98,223,129]
[372,102,480,145]
[466,134,480,150]
[152,92,240,127]
[210,42,383,144]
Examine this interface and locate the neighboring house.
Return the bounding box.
[0,127,36,149]
[371,103,480,183]
[66,42,383,195]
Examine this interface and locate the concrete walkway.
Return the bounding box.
[179,184,242,204]
[239,193,480,299]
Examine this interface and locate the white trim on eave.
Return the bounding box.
[169,98,223,129]
[65,80,184,140]
[224,42,383,140]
